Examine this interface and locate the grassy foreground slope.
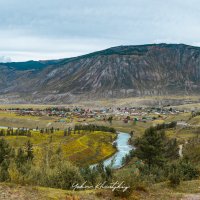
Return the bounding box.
[0,183,101,200]
[2,180,200,200]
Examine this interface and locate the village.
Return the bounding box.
[0,105,188,127]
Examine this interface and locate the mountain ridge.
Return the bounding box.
[1,43,200,104]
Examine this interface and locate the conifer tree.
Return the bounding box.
[0,139,12,181]
[134,127,165,170]
[25,140,34,161]
[15,147,26,168]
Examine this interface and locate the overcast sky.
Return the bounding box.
[0,0,200,62]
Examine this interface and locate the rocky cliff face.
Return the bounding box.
[0,43,200,103]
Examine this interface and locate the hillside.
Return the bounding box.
[1,43,200,103]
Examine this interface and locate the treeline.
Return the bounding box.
[0,128,31,137]
[152,121,177,131]
[37,127,60,134]
[0,124,116,138]
[74,124,116,133]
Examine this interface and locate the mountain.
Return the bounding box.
[1,43,200,104]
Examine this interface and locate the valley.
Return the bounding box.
[1,44,200,199]
[0,0,199,198]
[0,100,200,199]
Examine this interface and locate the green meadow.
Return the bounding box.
[0,130,117,166]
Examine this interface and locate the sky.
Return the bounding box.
[0,0,200,62]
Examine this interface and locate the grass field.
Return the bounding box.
[0,95,199,108]
[0,130,117,166]
[171,103,200,110]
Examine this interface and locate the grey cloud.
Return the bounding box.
[0,0,199,61]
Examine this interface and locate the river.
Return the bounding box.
[0,125,134,169]
[91,132,134,169]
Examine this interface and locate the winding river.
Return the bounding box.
[0,125,133,169]
[91,132,134,169]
